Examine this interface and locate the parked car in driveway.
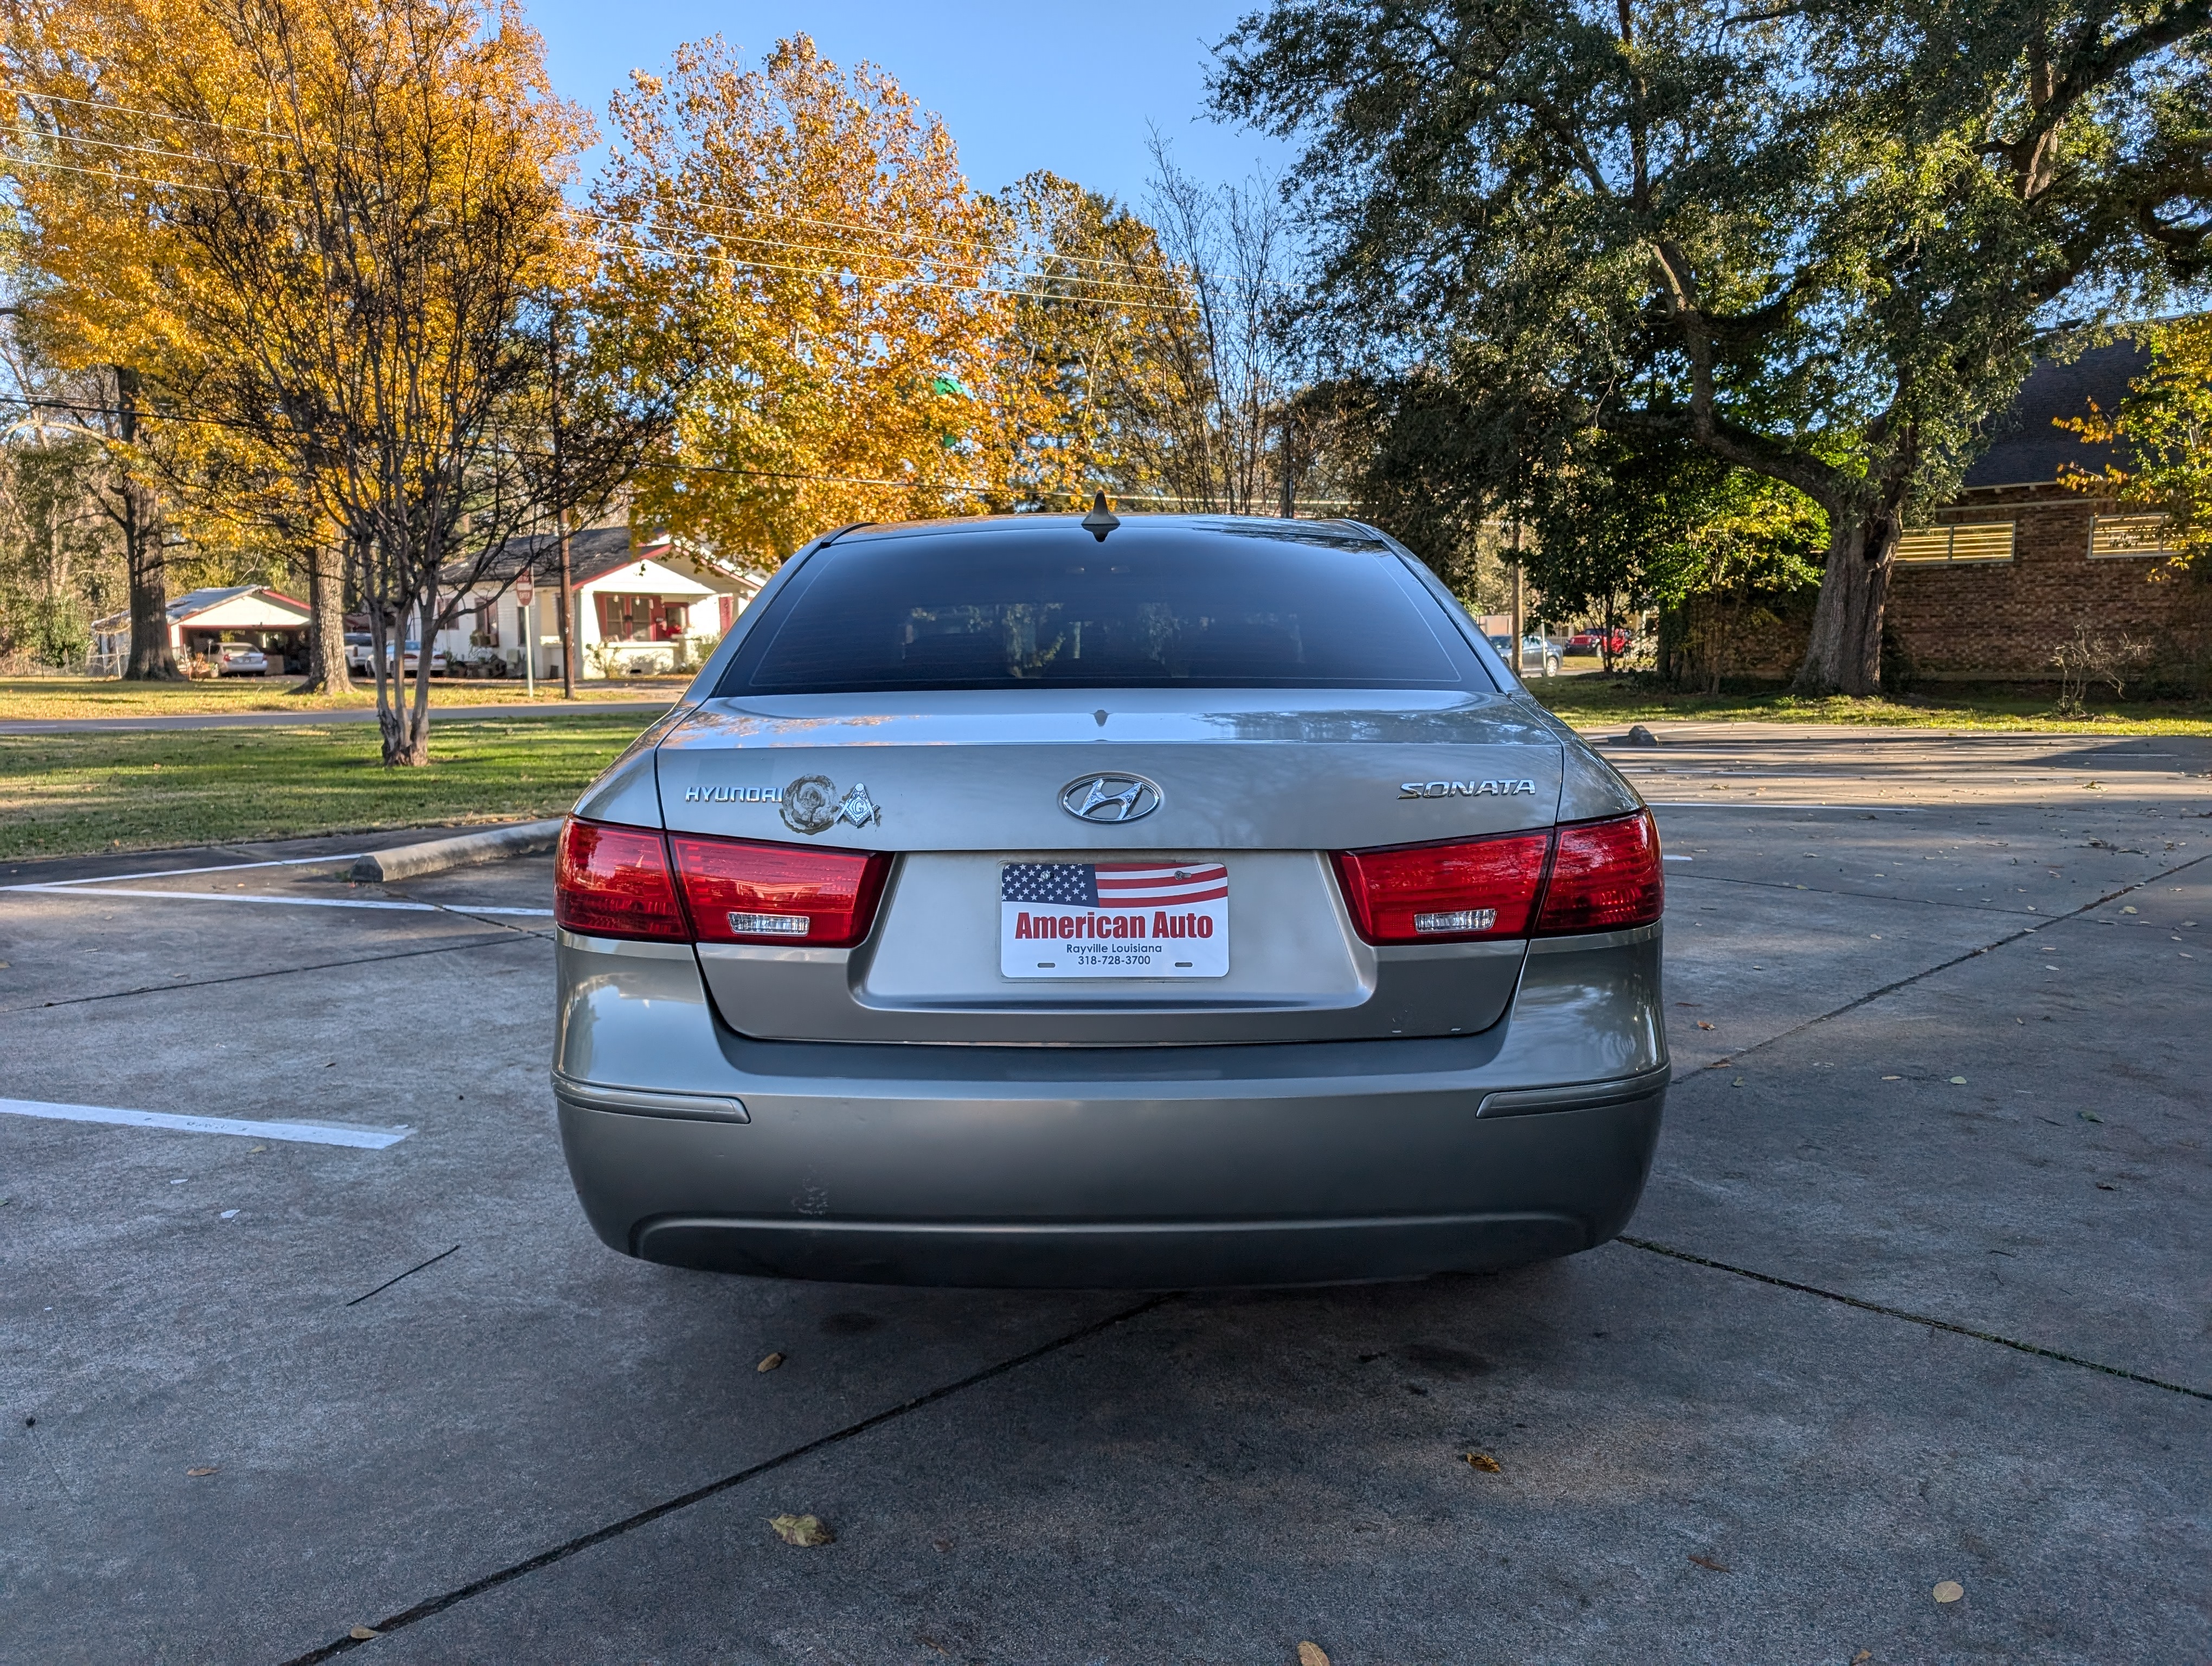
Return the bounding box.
[345,633,446,676]
[1488,632,1562,677]
[552,512,1666,1289]
[211,642,267,676]
[1567,629,1632,656]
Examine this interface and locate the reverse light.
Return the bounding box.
[1333,831,1552,944]
[555,818,687,940]
[670,834,891,948]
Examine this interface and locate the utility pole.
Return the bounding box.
[1509,515,1525,678]
[557,504,575,699]
[549,301,577,699]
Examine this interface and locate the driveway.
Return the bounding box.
[0,731,2205,1664]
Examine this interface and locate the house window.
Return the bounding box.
[2089,515,2179,559]
[597,594,691,643]
[1894,522,2015,564]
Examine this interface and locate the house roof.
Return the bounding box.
[456,524,642,586]
[1962,337,2149,488]
[458,524,768,594]
[92,584,311,633]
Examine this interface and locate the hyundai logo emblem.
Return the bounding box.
[1060,773,1162,824]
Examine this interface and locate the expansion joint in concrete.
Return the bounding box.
[1682,847,2212,1077]
[1619,1236,2210,1402]
[274,1293,1181,1664]
[2,931,544,1017]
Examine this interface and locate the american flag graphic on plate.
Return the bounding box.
[1000,862,1229,979]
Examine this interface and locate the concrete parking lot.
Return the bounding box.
[2,725,2207,1665]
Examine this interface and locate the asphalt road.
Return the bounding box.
[0,730,2206,1664]
[0,698,676,734]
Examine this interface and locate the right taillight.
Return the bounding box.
[668,833,891,947]
[555,818,687,940]
[1333,809,1663,944]
[1333,830,1553,944]
[1533,810,1663,934]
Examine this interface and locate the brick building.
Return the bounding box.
[1883,338,2212,681]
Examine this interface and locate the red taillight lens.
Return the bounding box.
[555,818,687,940]
[669,834,891,948]
[1534,810,1663,934]
[1333,830,1553,944]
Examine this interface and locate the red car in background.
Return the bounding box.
[1568,629,1633,656]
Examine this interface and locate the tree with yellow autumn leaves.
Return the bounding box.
[2,8,1281,751]
[2,0,637,758]
[593,36,1006,560]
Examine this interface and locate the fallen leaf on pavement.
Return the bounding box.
[2079,1110,2104,1123]
[1932,1580,1964,1604]
[1949,1076,1967,1085]
[1882,1075,1901,1081]
[1297,1644,1331,1666]
[756,1352,785,1373]
[1696,1021,1715,1030]
[2122,906,2138,914]
[1853,1652,1872,1663]
[349,1626,380,1640]
[186,1466,218,1477]
[1688,1554,1731,1573]
[1731,1077,1744,1087]
[1464,1452,1501,1472]
[770,1513,834,1547]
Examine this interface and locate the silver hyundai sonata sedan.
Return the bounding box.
[552,512,1666,1287]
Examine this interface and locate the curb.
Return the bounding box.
[350,819,564,883]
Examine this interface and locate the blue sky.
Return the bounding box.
[522,0,1294,208]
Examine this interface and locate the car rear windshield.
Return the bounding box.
[713,527,1497,695]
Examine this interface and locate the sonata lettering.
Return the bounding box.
[1398,779,1539,799]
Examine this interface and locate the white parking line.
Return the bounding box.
[1647,801,1925,812]
[0,1097,412,1149]
[0,852,368,891]
[3,885,552,917]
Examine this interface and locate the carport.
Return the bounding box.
[91,585,312,676]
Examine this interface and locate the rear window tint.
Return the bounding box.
[714,526,1496,695]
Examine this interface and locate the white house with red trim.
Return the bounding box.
[440,528,767,680]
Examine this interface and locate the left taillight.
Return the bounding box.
[1332,830,1554,944]
[669,834,891,948]
[555,818,688,940]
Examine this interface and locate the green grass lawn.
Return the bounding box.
[1529,675,2212,735]
[0,675,685,721]
[0,715,650,861]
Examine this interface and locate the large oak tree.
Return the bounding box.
[1213,0,2212,691]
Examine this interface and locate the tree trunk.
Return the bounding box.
[120,494,178,680]
[381,592,434,765]
[1794,507,1897,696]
[294,542,352,693]
[111,369,181,682]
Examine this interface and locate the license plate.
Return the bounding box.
[1000,861,1229,978]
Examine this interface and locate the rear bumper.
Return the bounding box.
[551,927,1667,1288]
[561,1093,1660,1286]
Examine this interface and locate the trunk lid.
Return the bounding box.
[656,687,1563,1046]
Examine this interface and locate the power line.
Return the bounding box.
[3,83,1245,293]
[0,389,999,492]
[0,148,1199,312]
